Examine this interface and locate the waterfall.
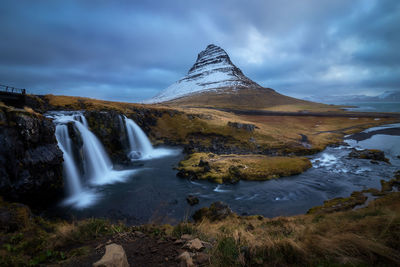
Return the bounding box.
[50,112,135,209]
[73,121,113,184]
[55,125,82,196]
[122,115,179,160]
[123,116,154,159]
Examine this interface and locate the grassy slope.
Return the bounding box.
[37,95,398,181]
[162,87,341,112]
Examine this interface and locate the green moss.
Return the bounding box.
[307,191,368,215]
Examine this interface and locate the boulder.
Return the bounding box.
[93,243,129,267]
[186,195,199,206]
[184,238,204,251]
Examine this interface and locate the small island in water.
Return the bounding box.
[1,2,400,266]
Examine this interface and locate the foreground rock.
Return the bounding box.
[348,148,390,163]
[177,251,194,267]
[0,106,63,206]
[93,243,129,267]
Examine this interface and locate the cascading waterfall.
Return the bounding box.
[50,112,135,209]
[55,125,82,196]
[123,115,154,159]
[73,121,113,185]
[122,115,180,160]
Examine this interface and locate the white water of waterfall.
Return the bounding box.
[55,125,82,196]
[73,121,113,184]
[50,112,136,209]
[123,116,179,160]
[124,116,153,159]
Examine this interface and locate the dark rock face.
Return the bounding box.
[84,110,129,163]
[348,149,390,163]
[83,108,173,163]
[227,121,256,132]
[193,201,232,222]
[0,108,64,206]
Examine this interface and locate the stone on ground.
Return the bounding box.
[93,243,129,267]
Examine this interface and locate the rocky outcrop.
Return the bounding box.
[227,121,256,132]
[84,110,129,163]
[348,149,390,163]
[0,107,63,206]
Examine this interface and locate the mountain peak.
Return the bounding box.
[146,44,261,103]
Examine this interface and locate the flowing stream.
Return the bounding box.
[49,112,400,225]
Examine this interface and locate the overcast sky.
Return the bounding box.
[0,0,399,102]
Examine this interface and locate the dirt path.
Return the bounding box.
[61,231,209,267]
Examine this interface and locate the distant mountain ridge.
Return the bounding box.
[303,91,400,103]
[146,44,262,103]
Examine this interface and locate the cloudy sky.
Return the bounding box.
[0,0,399,102]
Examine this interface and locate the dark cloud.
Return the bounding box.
[0,0,399,102]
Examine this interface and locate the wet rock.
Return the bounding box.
[0,109,63,206]
[184,238,204,251]
[186,195,199,206]
[348,148,390,163]
[93,243,129,267]
[227,121,256,132]
[193,201,232,222]
[177,251,194,267]
[198,158,211,172]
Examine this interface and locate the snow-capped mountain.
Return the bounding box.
[146,44,261,103]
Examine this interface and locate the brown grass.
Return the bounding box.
[194,192,400,266]
[178,153,312,183]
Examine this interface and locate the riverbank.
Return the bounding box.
[1,170,399,266]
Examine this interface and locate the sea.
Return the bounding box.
[332,102,400,113]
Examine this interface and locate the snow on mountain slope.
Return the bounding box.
[145,44,261,103]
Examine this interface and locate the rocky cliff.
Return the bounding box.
[0,105,64,206]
